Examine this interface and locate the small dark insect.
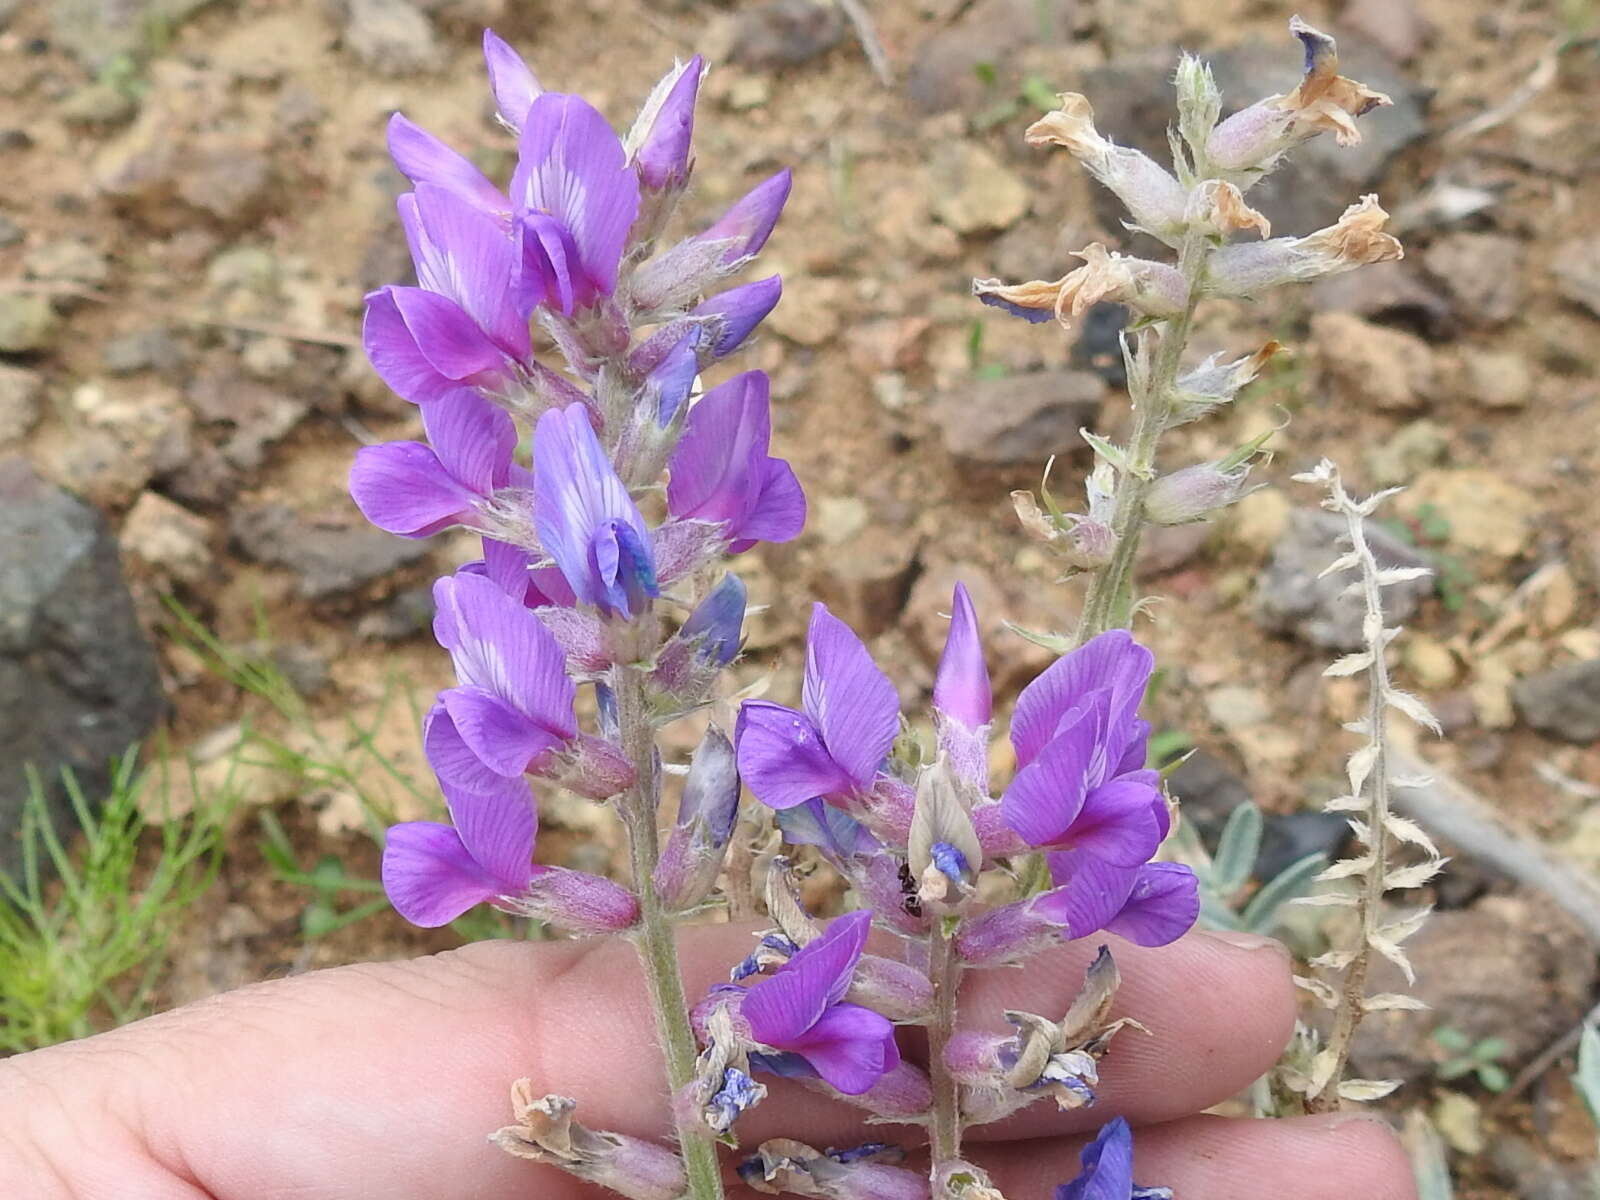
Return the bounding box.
[896,861,923,918]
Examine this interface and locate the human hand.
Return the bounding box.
[0,925,1415,1198]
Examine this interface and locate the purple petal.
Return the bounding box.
[424,702,515,794]
[440,777,536,892]
[511,94,640,302]
[692,275,782,358]
[801,604,899,790]
[633,56,702,190]
[421,392,517,496]
[1056,1117,1136,1200]
[1104,863,1199,948]
[409,183,530,359]
[698,169,791,263]
[349,440,477,538]
[666,370,769,527]
[741,910,871,1045]
[390,286,507,383]
[1033,852,1140,939]
[1065,776,1166,868]
[439,685,563,777]
[730,457,806,553]
[774,797,881,861]
[933,582,992,730]
[787,1001,898,1095]
[432,570,578,735]
[382,821,504,927]
[387,113,508,217]
[363,288,457,405]
[999,719,1095,848]
[483,30,541,132]
[533,404,655,612]
[645,329,703,426]
[735,700,855,811]
[517,210,577,315]
[1010,630,1154,768]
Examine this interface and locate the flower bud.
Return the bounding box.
[513,866,640,934]
[1025,94,1187,246]
[493,1087,686,1200]
[1167,341,1282,428]
[690,275,783,359]
[629,56,704,192]
[909,759,982,912]
[1143,461,1250,525]
[934,582,992,731]
[654,726,741,910]
[482,31,541,134]
[1173,52,1221,161]
[974,243,1187,330]
[1206,17,1391,178]
[651,574,747,711]
[1207,195,1402,297]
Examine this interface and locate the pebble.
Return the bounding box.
[1513,658,1600,744]
[764,276,848,347]
[1309,260,1454,340]
[229,502,433,599]
[809,524,921,639]
[929,369,1103,465]
[0,363,43,442]
[1343,0,1433,62]
[341,0,442,76]
[103,328,186,376]
[727,0,844,68]
[1423,233,1525,327]
[1398,468,1538,564]
[929,143,1029,236]
[1552,235,1600,320]
[1403,634,1458,690]
[1226,488,1291,559]
[0,294,60,353]
[119,491,214,583]
[1363,418,1446,487]
[1460,347,1534,409]
[1310,312,1436,411]
[24,239,109,289]
[1204,685,1270,732]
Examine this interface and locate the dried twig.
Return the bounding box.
[1493,998,1600,1109]
[835,0,894,87]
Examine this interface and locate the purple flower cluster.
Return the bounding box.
[355,33,802,934]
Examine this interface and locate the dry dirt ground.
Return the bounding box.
[2,0,1599,1192]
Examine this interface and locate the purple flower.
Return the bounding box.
[387,112,509,219]
[1036,852,1198,949]
[511,93,641,315]
[349,393,522,539]
[631,56,704,191]
[644,329,703,427]
[1000,632,1166,867]
[1056,1117,1172,1200]
[383,776,637,933]
[666,371,806,553]
[465,537,578,610]
[933,581,992,791]
[401,183,531,360]
[654,726,740,909]
[696,170,792,265]
[533,404,659,618]
[739,910,901,1095]
[736,603,898,811]
[422,569,579,794]
[677,572,747,667]
[691,275,783,359]
[482,29,541,133]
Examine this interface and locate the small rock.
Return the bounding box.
[929,143,1029,236]
[176,142,275,225]
[1363,418,1447,488]
[811,495,870,545]
[0,363,43,441]
[119,491,213,583]
[0,216,22,249]
[845,318,931,375]
[1513,658,1600,744]
[764,277,848,347]
[809,525,920,639]
[1255,811,1350,882]
[24,239,109,288]
[0,457,165,876]
[1350,895,1597,1085]
[1167,749,1252,844]
[1423,233,1525,327]
[341,0,442,76]
[187,372,309,470]
[230,502,432,599]
[102,328,185,376]
[1310,312,1436,411]
[1205,685,1270,732]
[1254,509,1434,650]
[1460,348,1534,409]
[929,369,1104,465]
[1342,0,1433,62]
[163,441,239,508]
[1552,235,1600,320]
[1403,635,1458,690]
[1398,468,1538,564]
[1227,488,1292,559]
[356,586,436,641]
[0,294,60,353]
[727,0,844,68]
[1308,260,1454,340]
[58,80,140,126]
[1431,1092,1484,1156]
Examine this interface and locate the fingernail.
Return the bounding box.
[1203,929,1289,955]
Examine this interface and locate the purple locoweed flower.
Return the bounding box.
[666,371,806,554]
[482,29,541,132]
[382,776,637,932]
[716,910,901,1096]
[629,56,704,192]
[511,93,642,315]
[933,582,992,790]
[1056,1117,1172,1200]
[736,603,898,813]
[533,404,660,618]
[654,726,741,910]
[690,275,783,360]
[386,112,509,220]
[349,391,521,538]
[694,170,792,265]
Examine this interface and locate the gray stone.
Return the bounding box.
[340,0,442,76]
[1513,658,1600,744]
[1422,233,1525,327]
[50,0,216,71]
[904,0,1075,114]
[728,0,844,69]
[230,502,431,599]
[1167,748,1252,844]
[103,328,185,376]
[1552,236,1600,320]
[930,369,1104,465]
[0,294,60,354]
[0,363,43,442]
[1083,33,1427,240]
[0,457,164,875]
[1253,508,1434,650]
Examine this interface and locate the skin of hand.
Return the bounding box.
[0,924,1417,1199]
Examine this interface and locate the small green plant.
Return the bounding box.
[0,751,231,1052]
[1170,800,1328,936]
[1432,1026,1511,1092]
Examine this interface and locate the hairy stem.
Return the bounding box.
[1074,233,1208,644]
[1305,493,1392,1114]
[613,664,727,1200]
[926,922,963,1176]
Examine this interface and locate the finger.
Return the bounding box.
[0,923,1291,1199]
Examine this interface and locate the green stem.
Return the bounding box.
[1073,234,1209,645]
[613,665,726,1200]
[926,922,963,1176]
